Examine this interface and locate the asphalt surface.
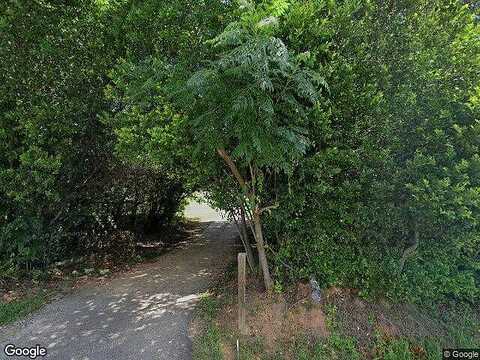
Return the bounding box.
[0,201,238,360]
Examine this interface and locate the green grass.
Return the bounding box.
[196,294,220,321]
[238,337,266,360]
[443,305,479,348]
[284,335,361,360]
[376,338,412,360]
[0,293,47,325]
[193,322,223,360]
[192,295,224,360]
[284,307,361,360]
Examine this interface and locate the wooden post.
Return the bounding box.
[238,252,247,335]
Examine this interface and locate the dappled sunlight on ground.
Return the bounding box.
[0,221,240,360]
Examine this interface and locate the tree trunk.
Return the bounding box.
[253,210,273,292]
[240,205,256,272]
[216,147,273,292]
[399,226,419,273]
[232,209,256,272]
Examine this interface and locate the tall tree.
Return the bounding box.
[184,6,326,290]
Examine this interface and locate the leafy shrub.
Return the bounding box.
[267,0,480,303]
[0,0,194,276]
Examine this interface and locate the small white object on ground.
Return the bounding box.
[310,277,322,303]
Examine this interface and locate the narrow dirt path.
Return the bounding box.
[0,203,238,360]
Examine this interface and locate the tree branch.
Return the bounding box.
[217,148,247,192]
[399,227,419,273]
[259,203,279,214]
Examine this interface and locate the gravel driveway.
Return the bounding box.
[0,201,238,360]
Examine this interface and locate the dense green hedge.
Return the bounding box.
[266,0,480,303]
[0,0,207,275]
